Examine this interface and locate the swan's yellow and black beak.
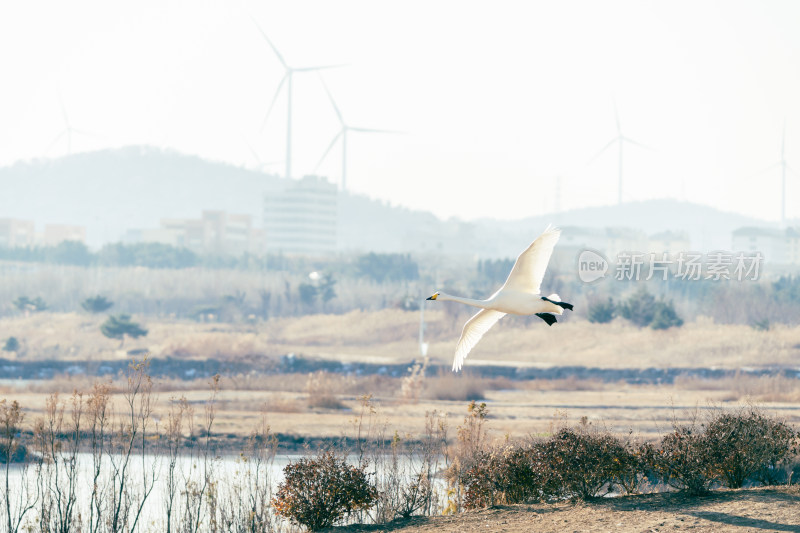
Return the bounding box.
[426,292,439,301]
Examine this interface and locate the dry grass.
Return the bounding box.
[420,372,488,402]
[5,310,800,371]
[429,315,800,370]
[4,307,800,443]
[8,372,800,443]
[521,376,611,391]
[676,371,800,403]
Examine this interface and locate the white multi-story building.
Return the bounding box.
[263,175,338,255]
[731,227,800,265]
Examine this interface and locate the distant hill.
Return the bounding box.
[0,147,776,255]
[479,199,774,256]
[0,147,284,247]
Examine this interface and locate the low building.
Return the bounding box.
[0,218,35,248]
[43,224,87,245]
[648,231,691,257]
[556,226,648,262]
[126,211,263,256]
[788,227,800,265]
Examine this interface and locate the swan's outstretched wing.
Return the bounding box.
[453,309,506,371]
[502,225,561,294]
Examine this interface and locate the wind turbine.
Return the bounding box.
[315,77,400,191]
[589,102,651,205]
[781,121,788,225]
[746,121,800,226]
[758,120,798,226]
[251,18,342,180]
[46,92,94,156]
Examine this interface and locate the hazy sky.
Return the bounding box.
[2,1,799,222]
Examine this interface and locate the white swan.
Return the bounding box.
[426,225,572,371]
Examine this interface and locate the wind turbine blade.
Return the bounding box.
[786,165,800,179]
[250,16,288,68]
[71,127,101,139]
[246,140,262,166]
[349,126,403,134]
[314,130,343,171]
[745,161,780,180]
[318,76,344,125]
[782,118,786,160]
[45,131,67,155]
[621,136,654,151]
[261,74,287,132]
[293,64,348,73]
[613,99,621,135]
[58,91,70,128]
[587,138,617,164]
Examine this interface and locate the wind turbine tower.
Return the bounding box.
[555,175,562,213]
[315,77,399,191]
[780,121,787,225]
[251,19,341,180]
[590,102,650,205]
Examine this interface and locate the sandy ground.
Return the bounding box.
[338,486,800,532]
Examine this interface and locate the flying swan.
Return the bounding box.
[427,225,573,371]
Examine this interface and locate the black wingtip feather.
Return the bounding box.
[536,313,557,326]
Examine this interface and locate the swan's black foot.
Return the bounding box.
[541,296,573,311]
[536,313,557,326]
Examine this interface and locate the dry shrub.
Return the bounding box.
[463,444,548,509]
[23,373,98,394]
[461,420,648,509]
[650,416,718,495]
[421,371,487,402]
[159,331,266,359]
[539,422,638,500]
[645,407,796,495]
[267,309,421,346]
[675,372,800,402]
[400,358,428,404]
[272,450,378,531]
[444,401,489,511]
[306,371,346,410]
[704,406,798,488]
[263,396,304,414]
[522,376,609,392]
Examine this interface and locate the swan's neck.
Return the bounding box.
[438,292,490,310]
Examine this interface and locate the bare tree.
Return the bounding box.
[181,374,220,533]
[87,382,111,533]
[107,358,158,533]
[35,392,84,532]
[1,399,38,533]
[164,396,189,533]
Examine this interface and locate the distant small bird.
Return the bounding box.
[427,225,572,371]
